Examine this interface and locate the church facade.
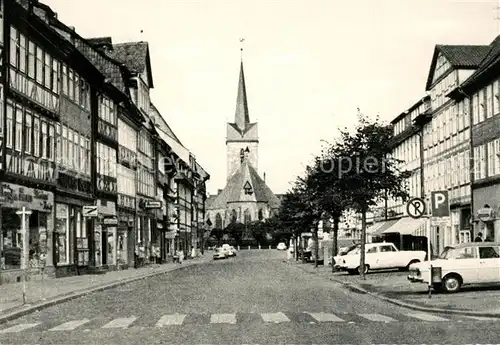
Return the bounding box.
[206,60,280,230]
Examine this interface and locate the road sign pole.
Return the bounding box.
[427,214,432,299]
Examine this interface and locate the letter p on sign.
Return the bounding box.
[431,191,450,217]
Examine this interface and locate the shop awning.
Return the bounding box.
[157,128,190,164]
[367,222,384,235]
[382,217,425,235]
[369,219,399,237]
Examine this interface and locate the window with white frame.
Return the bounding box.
[487,139,500,178]
[479,89,485,123]
[99,94,117,125]
[463,98,470,128]
[494,80,500,116]
[486,84,493,119]
[96,142,117,178]
[472,93,479,125]
[474,145,486,180]
[15,105,22,151]
[117,165,136,196]
[464,150,470,184]
[118,119,137,151]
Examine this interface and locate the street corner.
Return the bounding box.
[329,268,500,317]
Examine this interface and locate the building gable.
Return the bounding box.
[425,45,489,90]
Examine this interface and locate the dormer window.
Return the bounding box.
[243,181,253,195]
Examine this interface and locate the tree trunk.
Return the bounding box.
[359,208,367,280]
[331,217,339,273]
[293,234,299,261]
[314,227,319,268]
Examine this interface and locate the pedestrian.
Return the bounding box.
[474,232,483,242]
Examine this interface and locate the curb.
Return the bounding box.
[328,276,500,318]
[0,259,207,324]
[286,261,500,318]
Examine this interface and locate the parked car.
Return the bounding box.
[408,242,500,293]
[277,242,287,250]
[335,242,426,275]
[228,246,237,257]
[213,248,227,260]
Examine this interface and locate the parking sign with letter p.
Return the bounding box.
[431,191,449,217]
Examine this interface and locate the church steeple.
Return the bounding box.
[234,61,250,131]
[226,41,258,180]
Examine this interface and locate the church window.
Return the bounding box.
[240,148,245,162]
[231,209,237,223]
[258,209,263,220]
[244,209,251,224]
[243,181,253,195]
[215,213,222,229]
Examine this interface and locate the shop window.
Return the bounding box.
[28,211,48,268]
[107,228,116,266]
[117,231,127,265]
[55,203,69,265]
[76,210,89,266]
[1,208,21,270]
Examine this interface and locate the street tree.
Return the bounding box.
[309,155,346,271]
[327,113,410,279]
[248,220,267,245]
[277,171,322,262]
[225,222,245,246]
[210,227,225,246]
[295,168,325,267]
[277,190,307,260]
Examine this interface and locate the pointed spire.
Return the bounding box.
[234,57,250,131]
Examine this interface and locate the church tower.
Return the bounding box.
[206,46,281,226]
[226,60,259,180]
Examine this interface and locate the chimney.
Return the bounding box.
[217,189,222,195]
[263,172,266,182]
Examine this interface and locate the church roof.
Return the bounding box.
[207,161,280,210]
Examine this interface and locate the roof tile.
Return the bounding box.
[207,161,280,210]
[108,41,148,73]
[438,44,490,68]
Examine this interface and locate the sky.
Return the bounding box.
[43,0,499,195]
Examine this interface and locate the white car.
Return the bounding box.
[277,242,287,250]
[408,242,500,293]
[213,248,227,260]
[336,242,426,275]
[228,246,237,257]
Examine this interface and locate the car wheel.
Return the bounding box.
[402,259,421,271]
[357,265,369,275]
[443,274,462,293]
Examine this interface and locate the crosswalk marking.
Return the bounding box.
[0,323,40,334]
[306,312,344,322]
[358,313,396,322]
[210,313,237,324]
[3,311,498,334]
[101,317,137,329]
[405,313,449,321]
[261,312,290,323]
[155,314,186,327]
[49,319,90,331]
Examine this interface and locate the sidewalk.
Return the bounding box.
[287,259,500,317]
[0,255,211,322]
